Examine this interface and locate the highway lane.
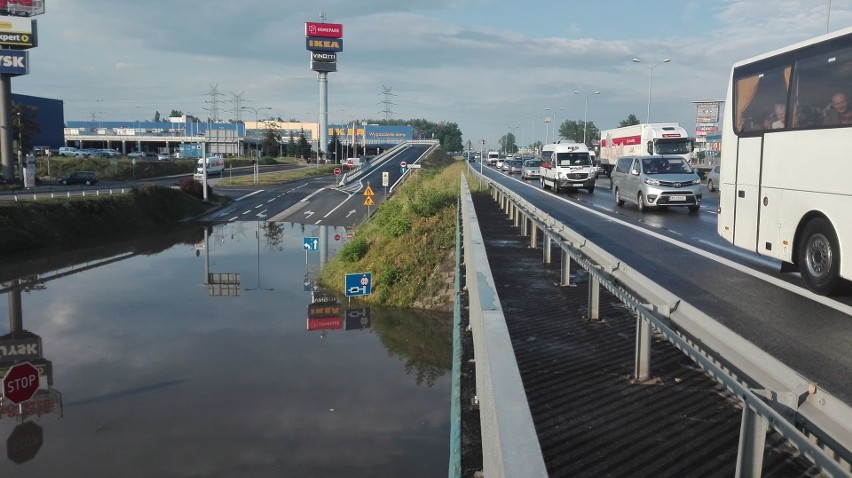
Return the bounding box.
[473,160,852,404]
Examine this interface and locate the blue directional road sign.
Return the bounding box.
[344,272,373,297]
[304,236,319,251]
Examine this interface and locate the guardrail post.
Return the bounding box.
[587,273,600,320]
[543,235,552,264]
[521,214,528,236]
[560,248,572,286]
[735,403,768,477]
[529,223,538,249]
[633,313,651,381]
[513,206,521,228]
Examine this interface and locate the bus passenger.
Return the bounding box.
[824,92,852,125]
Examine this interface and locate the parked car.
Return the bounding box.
[58,146,85,157]
[59,171,98,185]
[521,159,541,179]
[706,165,720,192]
[611,155,702,212]
[157,152,171,161]
[127,151,147,158]
[100,148,121,157]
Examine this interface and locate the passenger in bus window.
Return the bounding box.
[824,92,852,125]
[764,104,786,129]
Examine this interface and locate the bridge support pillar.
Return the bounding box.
[513,207,521,228]
[735,403,768,477]
[560,249,572,286]
[633,313,651,381]
[520,214,528,236]
[587,272,600,319]
[529,223,538,249]
[543,235,552,264]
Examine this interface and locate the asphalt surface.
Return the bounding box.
[462,192,822,478]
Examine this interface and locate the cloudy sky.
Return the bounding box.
[14,0,852,149]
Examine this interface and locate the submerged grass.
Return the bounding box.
[318,153,487,310]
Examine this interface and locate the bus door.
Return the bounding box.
[731,136,764,252]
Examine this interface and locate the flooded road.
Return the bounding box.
[0,221,452,477]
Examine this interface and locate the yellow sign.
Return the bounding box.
[363,184,375,196]
[363,196,375,206]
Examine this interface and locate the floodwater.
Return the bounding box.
[0,221,452,477]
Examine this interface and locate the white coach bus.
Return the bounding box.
[718,26,852,295]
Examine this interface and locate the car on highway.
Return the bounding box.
[612,155,702,212]
[506,159,523,174]
[495,157,505,170]
[706,165,720,192]
[59,171,98,185]
[521,159,541,179]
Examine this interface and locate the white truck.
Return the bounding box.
[539,141,597,194]
[599,123,693,177]
[486,151,500,166]
[194,156,225,178]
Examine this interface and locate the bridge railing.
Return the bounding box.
[457,170,852,477]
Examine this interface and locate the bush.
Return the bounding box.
[338,236,369,263]
[177,177,212,200]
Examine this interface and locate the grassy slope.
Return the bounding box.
[318,153,486,310]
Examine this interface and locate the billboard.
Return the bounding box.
[694,101,721,123]
[0,16,36,48]
[311,60,337,72]
[311,51,336,62]
[305,22,343,38]
[0,1,45,17]
[306,37,343,52]
[0,49,27,75]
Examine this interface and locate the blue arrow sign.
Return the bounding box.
[304,237,319,251]
[344,272,372,297]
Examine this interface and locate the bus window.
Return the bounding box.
[790,45,852,128]
[734,64,792,134]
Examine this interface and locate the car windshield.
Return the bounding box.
[555,152,591,166]
[524,160,541,167]
[641,157,693,175]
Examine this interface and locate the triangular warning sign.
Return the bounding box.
[363,184,375,196]
[363,196,375,206]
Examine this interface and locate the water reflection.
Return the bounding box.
[0,221,451,476]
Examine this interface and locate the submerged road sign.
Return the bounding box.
[344,272,372,297]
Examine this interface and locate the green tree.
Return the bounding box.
[11,102,40,157]
[619,114,640,127]
[556,120,599,146]
[297,130,312,160]
[261,120,282,157]
[153,111,161,122]
[169,110,183,117]
[287,135,297,157]
[499,132,518,154]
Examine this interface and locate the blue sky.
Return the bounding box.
[14,0,852,149]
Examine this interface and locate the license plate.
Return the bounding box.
[669,195,687,201]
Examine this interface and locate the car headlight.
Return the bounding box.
[691,178,701,185]
[644,178,661,186]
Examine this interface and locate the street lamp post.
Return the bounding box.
[242,106,271,181]
[544,107,551,145]
[526,115,533,152]
[574,90,600,145]
[633,58,670,124]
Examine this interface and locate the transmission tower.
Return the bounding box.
[204,83,226,122]
[379,85,397,120]
[231,91,245,122]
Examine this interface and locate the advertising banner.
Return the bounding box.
[0,49,27,75]
[305,22,343,38]
[306,37,343,52]
[311,51,336,62]
[311,60,337,73]
[0,16,36,48]
[0,1,45,18]
[694,102,721,123]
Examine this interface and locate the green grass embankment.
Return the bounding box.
[318,152,487,310]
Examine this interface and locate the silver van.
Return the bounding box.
[611,155,703,212]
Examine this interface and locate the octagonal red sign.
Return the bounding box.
[2,362,40,405]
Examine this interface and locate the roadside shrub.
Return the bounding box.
[177,177,212,200]
[409,187,455,217]
[338,236,369,263]
[374,200,412,237]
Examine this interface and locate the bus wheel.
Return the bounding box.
[798,218,842,295]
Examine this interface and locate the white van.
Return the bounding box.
[194,156,225,178]
[539,142,597,194]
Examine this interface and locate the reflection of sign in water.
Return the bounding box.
[308,303,342,319]
[306,317,343,331]
[0,332,42,363]
[6,421,43,464]
[345,272,372,297]
[2,362,40,404]
[345,308,371,330]
[304,237,319,251]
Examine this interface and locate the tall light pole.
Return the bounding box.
[242,106,271,158]
[574,90,600,145]
[544,107,551,145]
[633,58,670,124]
[553,107,565,141]
[526,115,533,151]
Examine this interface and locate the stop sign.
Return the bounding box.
[333,167,341,175]
[7,421,43,464]
[334,234,341,241]
[2,362,39,405]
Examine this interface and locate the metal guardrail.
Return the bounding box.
[458,170,852,477]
